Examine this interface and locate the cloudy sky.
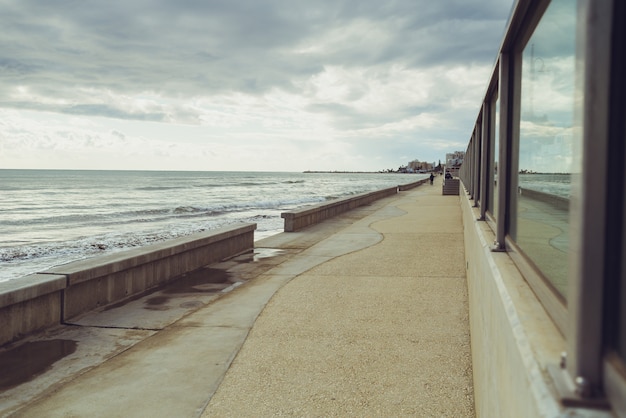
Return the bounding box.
[0,0,514,172]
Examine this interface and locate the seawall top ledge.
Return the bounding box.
[281,187,398,218]
[43,223,256,281]
[0,273,67,309]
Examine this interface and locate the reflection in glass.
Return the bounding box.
[516,0,577,298]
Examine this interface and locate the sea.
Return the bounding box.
[0,170,426,282]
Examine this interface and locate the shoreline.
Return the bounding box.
[303,170,426,174]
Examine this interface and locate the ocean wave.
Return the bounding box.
[191,181,277,188]
[3,201,313,229]
[135,186,184,191]
[173,206,203,214]
[173,197,326,216]
[0,221,238,269]
[1,213,111,226]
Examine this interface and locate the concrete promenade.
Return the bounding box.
[3,176,473,417]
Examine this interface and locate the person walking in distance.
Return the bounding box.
[429,173,435,185]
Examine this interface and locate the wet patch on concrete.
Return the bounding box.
[144,295,171,311]
[164,267,231,294]
[179,300,203,309]
[253,248,286,261]
[222,248,292,280]
[102,267,232,313]
[146,295,169,306]
[0,327,154,417]
[229,248,287,263]
[142,267,233,310]
[71,247,290,327]
[0,339,77,391]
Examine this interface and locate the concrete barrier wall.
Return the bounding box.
[281,186,399,232]
[0,274,66,348]
[281,180,430,232]
[398,178,429,191]
[461,188,564,417]
[0,223,256,346]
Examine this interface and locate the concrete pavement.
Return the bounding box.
[2,176,473,417]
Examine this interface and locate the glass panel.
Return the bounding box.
[616,109,626,358]
[516,0,577,298]
[489,92,500,219]
[476,126,481,205]
[617,199,626,362]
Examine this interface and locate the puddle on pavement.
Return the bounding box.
[0,339,77,391]
[145,295,170,306]
[162,267,230,294]
[179,300,203,309]
[253,248,286,261]
[230,248,286,263]
[143,267,232,309]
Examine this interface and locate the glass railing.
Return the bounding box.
[457,0,626,412]
[515,0,577,298]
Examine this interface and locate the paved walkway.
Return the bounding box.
[3,176,473,417]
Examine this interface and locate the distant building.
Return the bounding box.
[445,151,465,167]
[445,151,465,176]
[408,159,433,172]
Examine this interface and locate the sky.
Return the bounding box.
[0,0,515,172]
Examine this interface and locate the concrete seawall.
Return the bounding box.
[398,178,429,191]
[281,179,427,232]
[0,223,256,347]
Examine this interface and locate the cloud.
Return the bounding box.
[0,0,515,171]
